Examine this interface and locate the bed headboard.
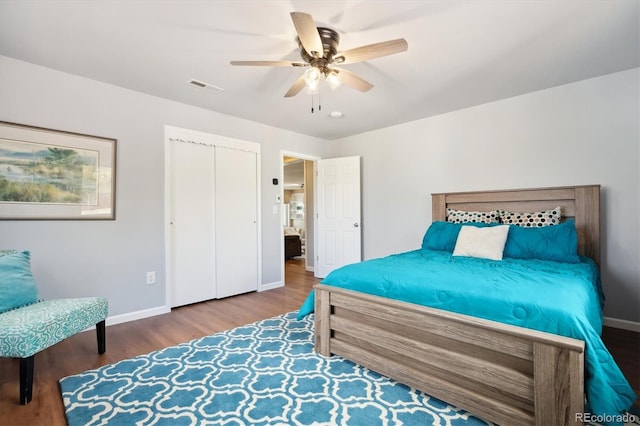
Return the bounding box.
[432,185,601,265]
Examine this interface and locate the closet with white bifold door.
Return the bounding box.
[166,126,260,308]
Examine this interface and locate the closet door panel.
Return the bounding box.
[215,147,258,298]
[169,141,216,307]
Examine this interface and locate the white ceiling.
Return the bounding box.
[0,1,638,140]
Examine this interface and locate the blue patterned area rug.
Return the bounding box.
[60,312,493,425]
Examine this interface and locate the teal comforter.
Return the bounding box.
[297,249,636,424]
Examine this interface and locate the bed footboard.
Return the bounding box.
[314,284,585,426]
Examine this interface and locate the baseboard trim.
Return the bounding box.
[259,281,284,292]
[305,266,315,272]
[603,316,640,332]
[106,305,171,326]
[99,305,639,333]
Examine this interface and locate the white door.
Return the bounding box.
[169,140,216,307]
[315,156,362,278]
[215,147,259,298]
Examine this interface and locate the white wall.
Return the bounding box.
[0,55,329,317]
[329,68,640,323]
[2,54,637,325]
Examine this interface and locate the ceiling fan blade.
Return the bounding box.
[290,12,323,58]
[284,75,307,98]
[230,60,308,67]
[333,67,373,92]
[334,39,408,64]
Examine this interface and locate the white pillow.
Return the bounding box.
[453,225,510,261]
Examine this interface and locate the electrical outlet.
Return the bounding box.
[146,271,156,285]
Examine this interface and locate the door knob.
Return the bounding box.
[354,223,359,228]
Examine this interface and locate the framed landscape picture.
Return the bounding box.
[0,121,116,220]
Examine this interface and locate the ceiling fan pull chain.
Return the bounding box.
[318,92,321,111]
[311,94,314,113]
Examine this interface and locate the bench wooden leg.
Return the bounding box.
[19,356,34,405]
[96,320,106,354]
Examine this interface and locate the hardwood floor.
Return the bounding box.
[1,259,638,425]
[602,326,640,409]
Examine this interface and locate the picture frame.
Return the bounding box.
[0,121,116,220]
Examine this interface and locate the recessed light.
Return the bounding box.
[329,111,343,119]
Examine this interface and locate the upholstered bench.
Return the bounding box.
[0,250,108,404]
[0,297,108,404]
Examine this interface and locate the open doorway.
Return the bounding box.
[282,153,316,284]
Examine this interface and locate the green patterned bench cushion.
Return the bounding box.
[0,297,108,358]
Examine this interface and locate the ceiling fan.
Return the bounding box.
[230,12,408,98]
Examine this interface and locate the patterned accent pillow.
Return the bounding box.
[446,208,500,224]
[500,206,561,227]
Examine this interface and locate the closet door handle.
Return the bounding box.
[354,223,359,228]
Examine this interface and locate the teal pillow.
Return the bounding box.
[503,219,580,263]
[0,250,40,313]
[422,221,497,252]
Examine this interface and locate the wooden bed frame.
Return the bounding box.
[314,185,600,426]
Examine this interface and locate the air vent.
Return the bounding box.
[188,79,224,94]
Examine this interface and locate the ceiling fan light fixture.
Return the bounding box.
[303,67,321,91]
[325,70,341,90]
